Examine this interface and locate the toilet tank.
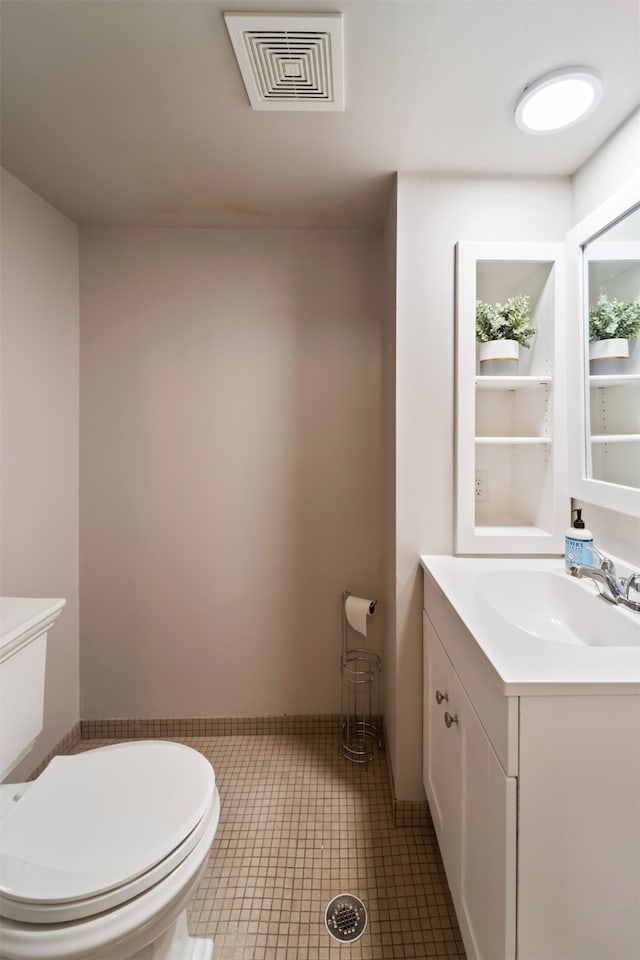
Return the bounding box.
[0,598,66,781]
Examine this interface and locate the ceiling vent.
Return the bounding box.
[224,12,344,111]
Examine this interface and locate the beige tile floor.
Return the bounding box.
[75,733,465,959]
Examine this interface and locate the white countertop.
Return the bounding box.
[420,556,640,694]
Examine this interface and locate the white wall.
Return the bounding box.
[392,174,572,800]
[79,227,384,719]
[382,179,398,769]
[572,108,640,225]
[0,169,80,779]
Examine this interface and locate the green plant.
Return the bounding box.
[588,294,640,342]
[475,295,536,348]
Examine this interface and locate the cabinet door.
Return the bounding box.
[423,610,517,960]
[518,695,640,960]
[422,611,461,895]
[459,684,517,960]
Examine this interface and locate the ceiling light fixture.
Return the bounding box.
[514,67,603,134]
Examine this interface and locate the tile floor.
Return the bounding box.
[74,733,466,959]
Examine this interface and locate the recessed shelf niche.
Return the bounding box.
[456,242,567,555]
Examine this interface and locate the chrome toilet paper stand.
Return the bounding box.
[340,590,382,763]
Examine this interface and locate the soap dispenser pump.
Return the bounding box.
[564,508,594,571]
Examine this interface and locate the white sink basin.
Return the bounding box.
[421,556,640,693]
[475,570,640,648]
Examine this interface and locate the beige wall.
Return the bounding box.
[392,175,572,799]
[0,169,80,779]
[5,119,635,795]
[79,227,384,719]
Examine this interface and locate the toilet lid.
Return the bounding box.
[0,741,215,909]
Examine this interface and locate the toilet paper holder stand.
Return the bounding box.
[340,590,383,764]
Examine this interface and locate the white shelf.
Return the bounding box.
[475,522,554,537]
[476,376,551,391]
[591,434,640,444]
[475,436,551,445]
[589,374,640,388]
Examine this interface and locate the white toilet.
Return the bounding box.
[0,599,220,960]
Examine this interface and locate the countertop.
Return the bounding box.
[420,555,640,695]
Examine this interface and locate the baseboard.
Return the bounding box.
[80,714,342,739]
[26,714,434,827]
[394,799,431,827]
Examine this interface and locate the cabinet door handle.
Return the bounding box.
[435,690,448,705]
[444,711,458,728]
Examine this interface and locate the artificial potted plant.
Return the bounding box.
[476,295,536,375]
[589,294,640,374]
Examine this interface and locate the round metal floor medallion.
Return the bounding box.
[324,893,367,943]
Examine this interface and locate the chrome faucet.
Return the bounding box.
[569,547,640,612]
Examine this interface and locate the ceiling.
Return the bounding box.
[1,0,639,229]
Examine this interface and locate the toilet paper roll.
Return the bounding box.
[345,595,377,638]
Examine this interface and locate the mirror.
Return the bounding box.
[567,176,640,518]
[584,204,640,488]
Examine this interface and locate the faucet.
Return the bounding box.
[569,547,640,612]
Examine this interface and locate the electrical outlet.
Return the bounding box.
[475,470,488,502]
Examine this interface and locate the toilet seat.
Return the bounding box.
[0,741,216,925]
[0,784,220,960]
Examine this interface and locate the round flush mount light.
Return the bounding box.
[514,67,603,134]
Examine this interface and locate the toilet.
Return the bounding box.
[0,599,220,960]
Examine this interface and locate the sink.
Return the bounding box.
[421,555,640,690]
[475,569,640,648]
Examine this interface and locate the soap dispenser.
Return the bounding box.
[564,509,594,571]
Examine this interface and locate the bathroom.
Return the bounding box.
[1,1,639,958]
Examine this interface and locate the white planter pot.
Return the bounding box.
[589,338,629,375]
[478,339,519,375]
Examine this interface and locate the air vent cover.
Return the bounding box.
[224,13,344,111]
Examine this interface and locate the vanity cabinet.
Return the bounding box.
[422,570,640,960]
[455,242,567,554]
[423,599,517,960]
[423,613,462,881]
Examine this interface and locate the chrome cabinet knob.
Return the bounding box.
[435,690,448,705]
[444,711,458,728]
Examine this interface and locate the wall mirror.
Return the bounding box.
[567,177,640,518]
